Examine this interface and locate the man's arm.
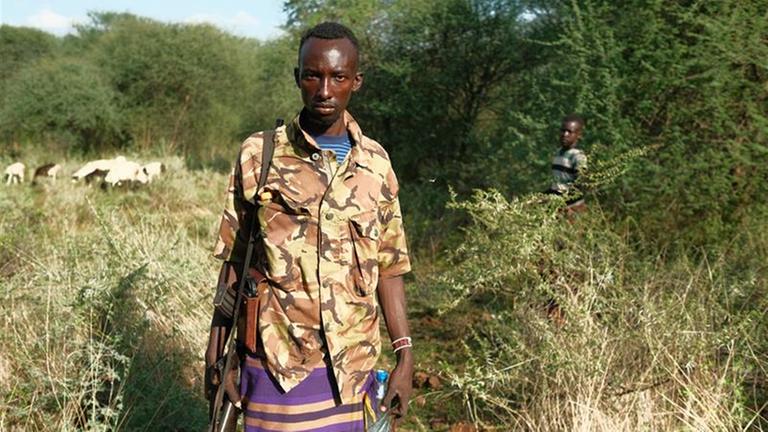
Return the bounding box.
[205,143,251,401]
[377,274,413,423]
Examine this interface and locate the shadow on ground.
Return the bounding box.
[109,263,209,431]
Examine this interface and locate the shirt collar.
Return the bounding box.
[280,110,369,168]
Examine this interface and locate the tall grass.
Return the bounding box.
[0,157,221,430]
[1,157,766,431]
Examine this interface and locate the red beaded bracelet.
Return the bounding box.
[391,336,412,352]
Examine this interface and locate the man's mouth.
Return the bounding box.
[313,104,336,114]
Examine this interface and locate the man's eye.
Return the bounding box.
[334,75,347,82]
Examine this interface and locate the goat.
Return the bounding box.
[72,156,126,184]
[141,162,166,183]
[32,163,62,184]
[103,159,149,188]
[4,162,25,185]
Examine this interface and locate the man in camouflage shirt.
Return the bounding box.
[205,22,414,431]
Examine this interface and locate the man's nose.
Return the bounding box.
[318,77,332,99]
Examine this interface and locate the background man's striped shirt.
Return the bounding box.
[550,147,587,197]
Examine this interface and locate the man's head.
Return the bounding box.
[559,114,585,149]
[295,22,363,131]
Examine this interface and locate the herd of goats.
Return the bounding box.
[3,156,166,188]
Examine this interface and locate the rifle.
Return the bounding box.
[207,118,282,432]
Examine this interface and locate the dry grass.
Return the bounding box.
[1,158,766,431]
[0,156,221,430]
[420,190,768,431]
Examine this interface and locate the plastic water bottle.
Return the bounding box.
[375,369,389,406]
[368,369,392,431]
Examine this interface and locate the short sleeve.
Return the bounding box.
[377,164,412,278]
[212,164,242,261]
[212,134,265,262]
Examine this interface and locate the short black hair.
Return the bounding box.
[563,113,586,129]
[298,22,359,62]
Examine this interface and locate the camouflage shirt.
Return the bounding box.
[213,111,411,402]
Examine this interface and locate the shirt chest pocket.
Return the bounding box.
[258,189,312,289]
[348,210,381,296]
[259,190,311,238]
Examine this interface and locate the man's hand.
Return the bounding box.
[381,349,414,425]
[205,359,241,406]
[377,275,414,427]
[205,363,221,401]
[223,363,242,408]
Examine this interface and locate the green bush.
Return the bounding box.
[426,188,768,430]
[0,58,122,153]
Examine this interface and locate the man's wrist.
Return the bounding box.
[395,347,414,364]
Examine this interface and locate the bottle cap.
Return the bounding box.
[376,369,389,383]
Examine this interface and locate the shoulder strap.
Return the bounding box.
[258,118,281,191]
[240,118,282,274]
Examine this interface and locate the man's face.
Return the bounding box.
[295,37,363,128]
[559,120,583,149]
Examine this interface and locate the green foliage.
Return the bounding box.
[0,58,122,153]
[0,25,58,83]
[529,0,768,247]
[283,0,387,32]
[279,0,767,250]
[430,187,768,429]
[86,13,251,156]
[238,36,302,136]
[359,0,532,183]
[0,13,301,164]
[0,25,60,152]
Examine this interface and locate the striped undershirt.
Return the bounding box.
[313,132,352,164]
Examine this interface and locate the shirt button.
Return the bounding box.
[325,213,334,221]
[311,152,321,161]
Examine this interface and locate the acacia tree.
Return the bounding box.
[82,13,251,156]
[283,0,535,185]
[542,0,768,246]
[0,25,58,83]
[0,58,122,153]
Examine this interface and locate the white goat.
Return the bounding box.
[103,159,149,188]
[4,162,25,185]
[72,156,126,184]
[141,162,165,183]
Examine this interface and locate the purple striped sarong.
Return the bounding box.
[240,355,376,432]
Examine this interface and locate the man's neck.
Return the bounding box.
[300,111,347,136]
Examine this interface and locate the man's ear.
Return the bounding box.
[352,72,364,92]
[294,67,300,88]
